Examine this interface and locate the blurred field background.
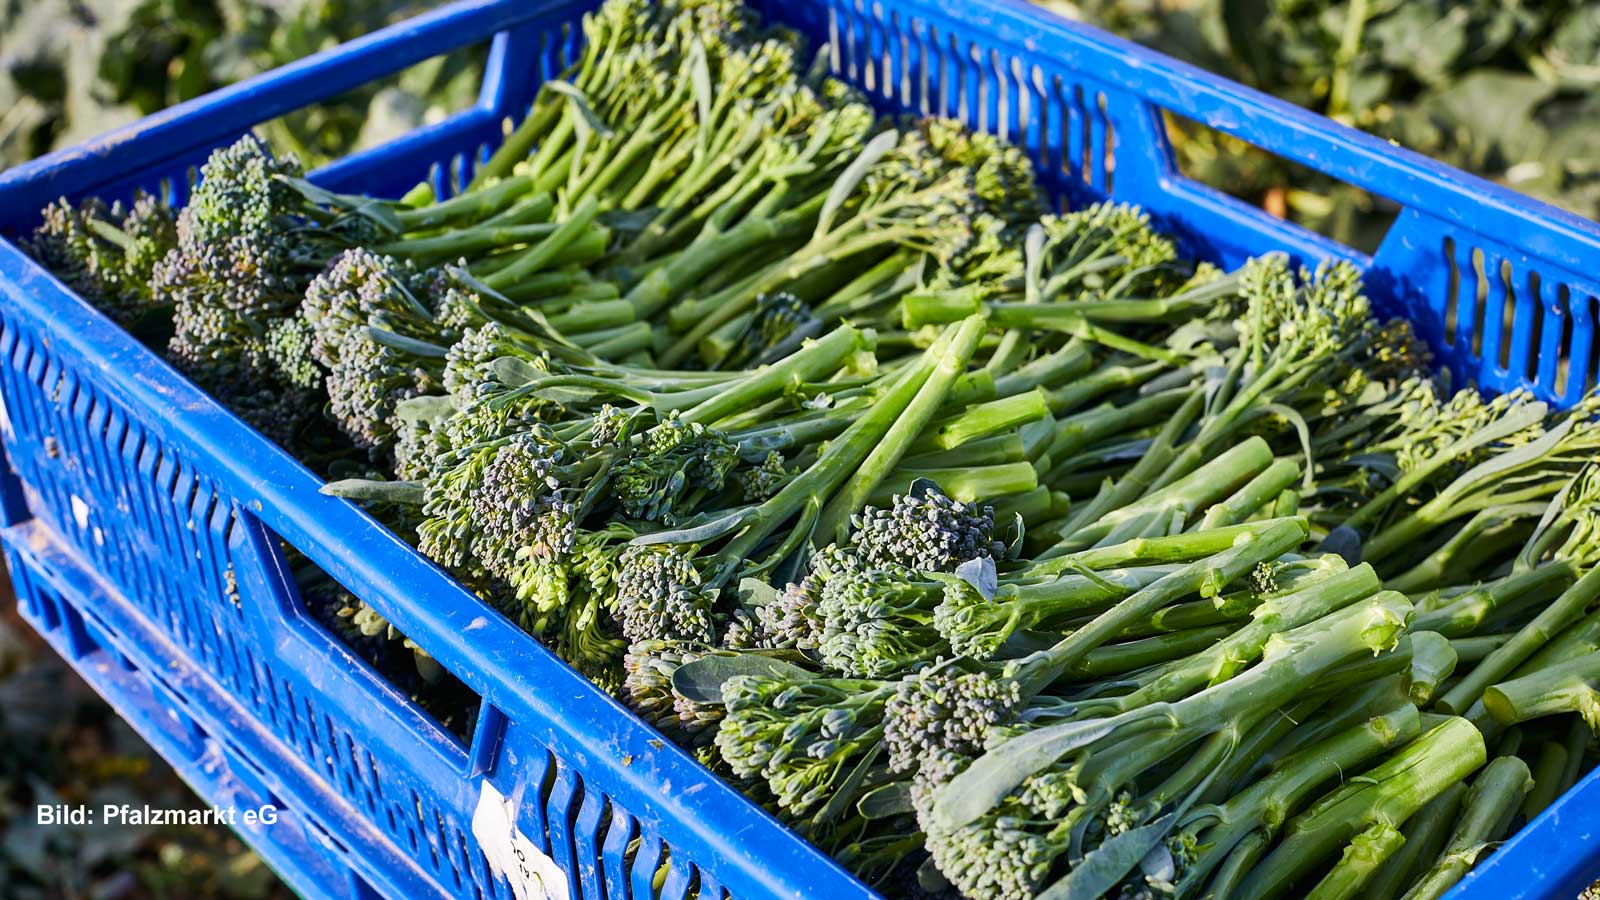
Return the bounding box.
[0,0,483,171]
[1037,0,1600,248]
[0,0,1596,896]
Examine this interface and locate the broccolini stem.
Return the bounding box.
[676,324,868,426]
[1065,624,1236,677]
[1407,632,1458,705]
[662,219,938,366]
[1481,650,1600,730]
[1204,831,1270,900]
[1362,783,1468,900]
[1042,391,1204,551]
[1156,591,1412,743]
[625,192,827,319]
[1198,457,1302,530]
[1396,756,1533,900]
[482,196,604,291]
[901,432,1025,468]
[1109,584,1267,638]
[909,388,1048,453]
[1043,386,1192,465]
[817,315,986,543]
[376,220,559,264]
[865,462,1038,507]
[1410,561,1575,638]
[1043,359,1167,416]
[993,486,1055,525]
[936,564,1182,659]
[1436,566,1600,714]
[899,285,990,327]
[1339,401,1551,537]
[811,249,919,321]
[1305,822,1407,900]
[1074,565,1384,718]
[546,298,636,335]
[988,306,1187,363]
[1519,604,1600,673]
[1384,503,1549,595]
[1053,435,1277,553]
[487,268,588,301]
[707,326,955,583]
[1520,740,1569,821]
[1451,634,1512,664]
[579,322,655,358]
[993,339,1094,398]
[1196,695,1331,808]
[1558,715,1590,799]
[470,91,564,189]
[934,592,1413,834]
[1363,477,1570,569]
[395,172,538,231]
[1024,517,1302,578]
[1232,717,1487,900]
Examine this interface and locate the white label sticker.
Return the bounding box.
[472,781,571,900]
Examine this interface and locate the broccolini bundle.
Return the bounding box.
[23,0,1600,897]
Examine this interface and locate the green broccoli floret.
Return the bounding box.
[301,247,439,368]
[851,483,1000,572]
[621,638,725,746]
[883,665,1023,777]
[724,570,825,651]
[715,672,895,820]
[613,414,740,523]
[815,562,947,678]
[722,292,822,369]
[149,138,344,443]
[613,544,718,644]
[28,191,178,327]
[264,315,323,390]
[323,325,447,454]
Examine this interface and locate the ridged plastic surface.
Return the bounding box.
[0,1,1596,899]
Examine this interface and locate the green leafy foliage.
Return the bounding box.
[1037,0,1600,241]
[0,0,483,171]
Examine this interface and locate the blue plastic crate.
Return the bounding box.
[0,1,1596,899]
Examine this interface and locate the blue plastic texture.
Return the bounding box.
[0,1,1595,899]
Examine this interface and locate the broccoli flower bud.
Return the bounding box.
[472,432,577,577]
[613,415,739,523]
[921,759,1078,900]
[715,673,894,819]
[723,292,821,368]
[302,248,437,368]
[28,191,177,325]
[324,326,444,454]
[851,483,1000,572]
[264,315,323,390]
[727,573,824,650]
[736,451,790,502]
[816,565,947,677]
[442,321,548,407]
[884,666,1023,776]
[621,638,726,746]
[614,544,718,644]
[924,117,1043,228]
[589,404,637,448]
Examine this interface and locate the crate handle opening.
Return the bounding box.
[226,505,485,764]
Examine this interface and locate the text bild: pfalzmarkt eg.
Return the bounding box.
[38,804,280,826]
